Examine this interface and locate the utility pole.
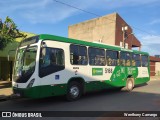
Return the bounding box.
[122,26,128,48]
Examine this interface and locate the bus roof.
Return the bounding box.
[39,34,149,56]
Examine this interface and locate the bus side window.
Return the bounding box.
[117,59,120,66]
[80,56,87,65]
[132,60,136,66]
[73,55,79,64]
[40,47,50,68]
[89,47,105,66]
[106,50,119,66]
[126,60,130,66]
[121,59,125,66]
[70,44,88,65]
[132,54,141,67]
[108,58,112,66]
[126,53,131,66]
[39,47,65,78]
[70,53,73,64]
[50,49,57,65]
[141,55,148,67]
[120,52,131,66]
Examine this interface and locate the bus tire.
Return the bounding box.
[66,81,82,101]
[125,78,134,92]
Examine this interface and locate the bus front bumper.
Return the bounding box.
[12,87,40,99]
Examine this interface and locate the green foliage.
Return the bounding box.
[0,16,27,50]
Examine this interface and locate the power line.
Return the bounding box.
[53,0,115,22]
[53,0,125,42]
[53,0,133,34]
[131,26,160,37]
[54,0,101,17]
[53,0,160,37]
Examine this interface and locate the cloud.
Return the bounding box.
[98,0,159,9]
[138,34,160,55]
[150,19,160,25]
[0,0,98,24]
[0,0,159,24]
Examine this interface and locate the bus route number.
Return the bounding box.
[105,68,113,73]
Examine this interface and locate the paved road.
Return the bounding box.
[0,80,160,119]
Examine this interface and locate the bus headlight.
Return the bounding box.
[27,79,35,88]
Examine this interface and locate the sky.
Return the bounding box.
[0,0,160,56]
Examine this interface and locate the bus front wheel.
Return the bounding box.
[66,81,82,101]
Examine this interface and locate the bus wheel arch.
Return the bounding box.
[66,77,85,101]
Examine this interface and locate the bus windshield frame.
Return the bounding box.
[13,45,38,83]
[13,35,40,83]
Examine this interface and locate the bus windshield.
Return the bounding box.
[13,46,37,83]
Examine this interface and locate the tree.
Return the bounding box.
[0,16,27,50]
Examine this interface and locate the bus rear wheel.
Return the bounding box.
[126,78,134,92]
[66,81,82,101]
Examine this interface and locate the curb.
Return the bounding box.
[150,77,160,81]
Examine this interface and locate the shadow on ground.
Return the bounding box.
[0,81,159,119]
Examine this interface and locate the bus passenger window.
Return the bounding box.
[126,53,131,66]
[121,59,125,66]
[108,58,112,66]
[126,60,131,66]
[120,52,131,66]
[132,60,136,66]
[141,55,148,67]
[70,44,88,65]
[88,47,105,66]
[132,54,141,67]
[106,50,119,66]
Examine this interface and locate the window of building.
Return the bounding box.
[88,47,105,66]
[39,47,65,77]
[132,54,141,67]
[70,44,88,65]
[141,55,148,67]
[106,50,119,66]
[120,52,131,66]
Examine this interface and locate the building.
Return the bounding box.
[0,41,18,81]
[69,13,141,50]
[68,12,160,76]
[0,32,35,81]
[155,55,160,58]
[150,56,160,76]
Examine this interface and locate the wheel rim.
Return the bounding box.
[70,86,79,98]
[128,80,133,90]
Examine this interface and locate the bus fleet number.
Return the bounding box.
[105,68,113,73]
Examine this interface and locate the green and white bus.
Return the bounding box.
[12,34,150,101]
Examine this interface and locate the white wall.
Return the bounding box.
[155,62,160,76]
